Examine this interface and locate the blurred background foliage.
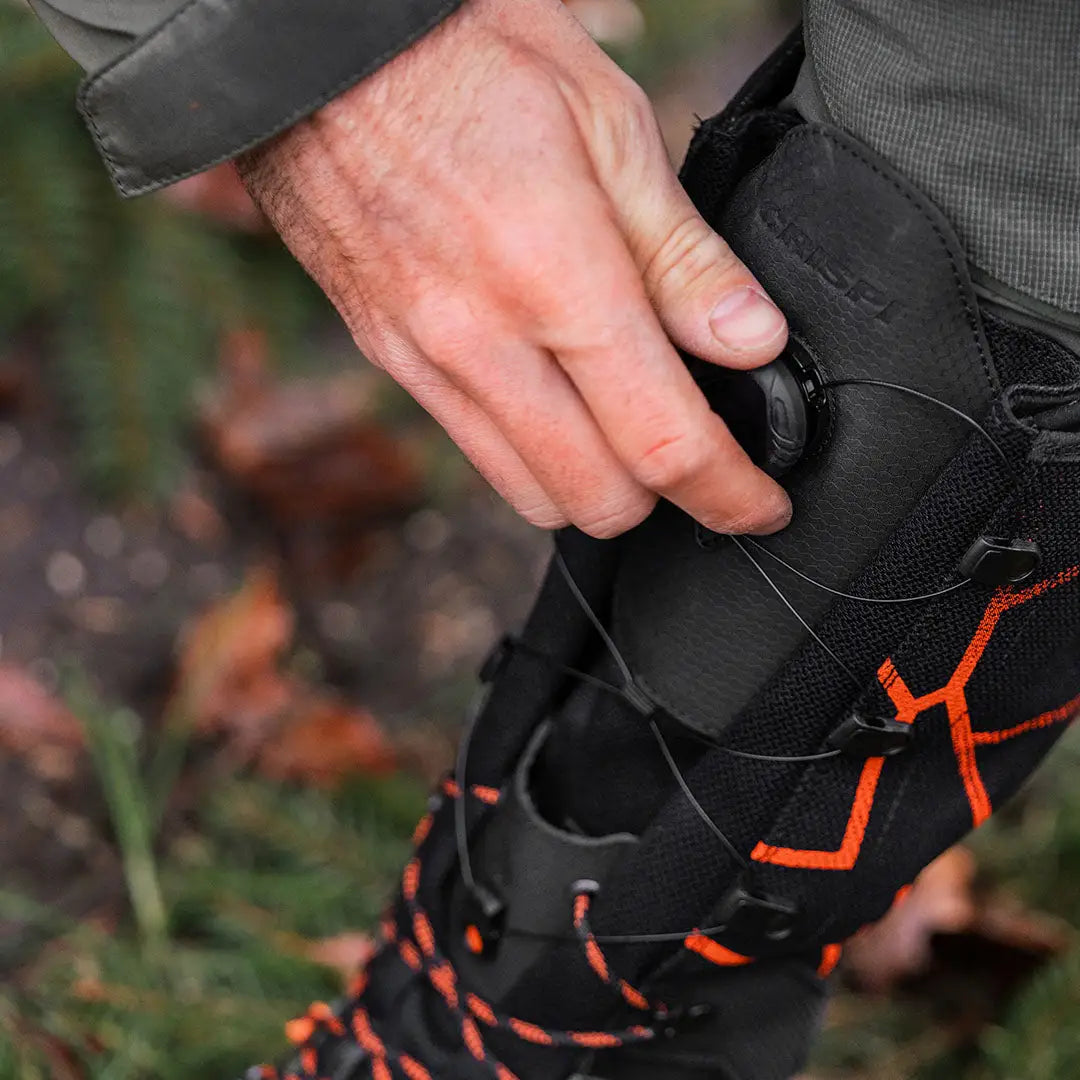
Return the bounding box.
[0,0,798,501]
[1,1,1079,1078]
[0,3,324,499]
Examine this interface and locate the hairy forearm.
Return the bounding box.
[237,0,792,538]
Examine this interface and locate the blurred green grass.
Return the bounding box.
[5,711,1080,1079]
[1,756,424,1079]
[616,0,762,84]
[811,726,1080,1080]
[0,4,325,500]
[3,2,1080,1078]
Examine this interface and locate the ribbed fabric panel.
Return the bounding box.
[804,0,1080,315]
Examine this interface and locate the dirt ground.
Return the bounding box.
[0,337,550,942]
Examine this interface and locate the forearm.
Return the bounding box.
[28,0,464,196]
[800,0,1080,318]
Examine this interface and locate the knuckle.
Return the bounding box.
[408,293,485,372]
[518,503,570,531]
[493,218,563,295]
[593,76,663,175]
[577,495,656,539]
[501,53,564,107]
[630,431,713,491]
[490,228,605,336]
[645,214,738,299]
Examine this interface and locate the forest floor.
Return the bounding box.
[5,252,1080,1080]
[2,3,1080,1078]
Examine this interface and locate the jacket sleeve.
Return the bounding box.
[27,0,464,197]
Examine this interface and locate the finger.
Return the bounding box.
[412,320,657,538]
[638,187,789,369]
[389,354,569,531]
[588,79,788,369]
[533,204,792,534]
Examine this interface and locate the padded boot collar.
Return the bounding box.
[618,121,1000,739]
[450,723,638,1003]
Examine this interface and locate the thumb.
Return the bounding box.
[600,104,788,369]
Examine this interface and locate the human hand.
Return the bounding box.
[237,0,792,537]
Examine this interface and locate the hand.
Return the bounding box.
[237,0,792,537]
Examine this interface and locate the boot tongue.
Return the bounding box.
[532,679,644,836]
[537,119,1005,832]
[531,653,699,838]
[611,122,999,742]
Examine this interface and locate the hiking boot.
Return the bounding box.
[263,27,1080,1080]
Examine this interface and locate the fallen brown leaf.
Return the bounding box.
[198,336,421,580]
[172,568,396,787]
[844,844,1071,1045]
[0,664,84,778]
[257,698,396,788]
[972,894,1071,957]
[201,369,419,515]
[845,848,977,993]
[173,566,294,749]
[306,932,378,986]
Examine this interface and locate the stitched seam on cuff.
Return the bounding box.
[78,0,463,196]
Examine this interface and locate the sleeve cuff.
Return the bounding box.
[77,0,465,196]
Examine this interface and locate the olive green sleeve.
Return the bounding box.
[27,0,465,196]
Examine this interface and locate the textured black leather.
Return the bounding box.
[615,123,1000,737]
[71,0,463,195]
[593,955,826,1080]
[252,30,1080,1080]
[451,724,638,1004]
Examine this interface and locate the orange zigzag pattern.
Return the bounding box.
[752,567,1080,872]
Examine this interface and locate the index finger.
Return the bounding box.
[535,214,792,535]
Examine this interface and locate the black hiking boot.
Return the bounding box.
[258,28,1080,1080]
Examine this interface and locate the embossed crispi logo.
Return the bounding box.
[759,205,904,323]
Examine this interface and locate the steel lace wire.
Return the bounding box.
[721,377,1017,687]
[552,546,636,690]
[719,376,1016,607]
[286,378,1013,1079]
[737,537,971,605]
[453,546,756,907]
[551,544,753,871]
[492,377,1017,949]
[507,636,841,765]
[728,535,863,692]
[649,715,749,870]
[823,378,1011,469]
[446,632,839,959]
